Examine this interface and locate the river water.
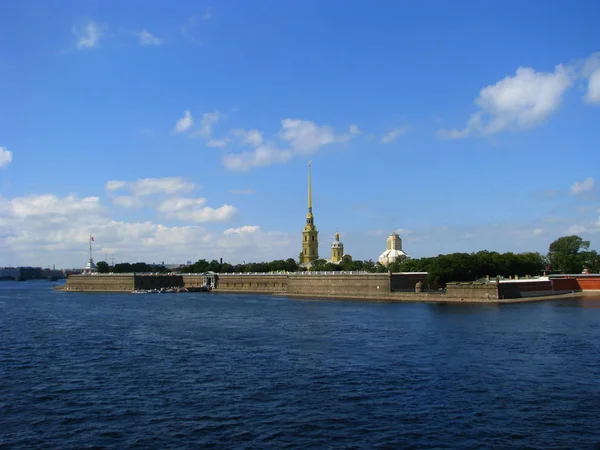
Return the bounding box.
[1,281,600,448]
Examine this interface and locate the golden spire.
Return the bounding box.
[307,160,312,213]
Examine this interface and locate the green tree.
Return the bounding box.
[548,235,590,274]
[96,261,110,273]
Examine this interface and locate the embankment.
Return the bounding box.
[59,272,600,303]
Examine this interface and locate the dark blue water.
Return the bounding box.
[2,282,600,449]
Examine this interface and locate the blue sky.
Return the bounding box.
[0,0,599,268]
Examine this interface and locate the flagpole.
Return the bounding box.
[89,236,92,261]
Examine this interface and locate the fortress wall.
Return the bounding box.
[575,276,600,291]
[514,280,553,297]
[390,273,429,291]
[447,282,501,299]
[215,274,288,293]
[287,273,391,298]
[65,274,135,292]
[552,278,580,292]
[135,275,184,290]
[182,274,212,288]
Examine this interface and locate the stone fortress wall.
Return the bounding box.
[61,272,600,301]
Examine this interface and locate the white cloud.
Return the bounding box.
[439,64,573,138]
[10,194,101,218]
[203,7,213,20]
[224,225,260,235]
[223,145,292,171]
[174,110,194,133]
[232,129,263,147]
[380,126,409,144]
[112,196,143,208]
[166,204,237,223]
[349,124,361,134]
[585,69,600,104]
[207,138,230,148]
[105,180,126,191]
[568,224,587,234]
[582,52,600,104]
[223,119,351,171]
[157,197,207,213]
[0,147,13,168]
[130,177,197,196]
[72,21,103,50]
[533,228,544,236]
[138,30,162,46]
[571,177,595,195]
[229,189,254,195]
[0,190,289,267]
[155,197,236,223]
[190,111,220,138]
[279,119,350,153]
[106,178,197,201]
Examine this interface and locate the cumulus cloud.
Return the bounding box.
[223,145,292,171]
[72,20,103,49]
[0,147,13,168]
[157,197,207,213]
[126,177,196,197]
[232,129,263,147]
[568,224,587,234]
[112,196,143,208]
[190,111,220,139]
[163,204,237,223]
[138,30,162,46]
[279,119,350,153]
[223,119,351,171]
[380,126,409,144]
[173,110,194,133]
[570,177,595,195]
[0,191,289,268]
[207,138,230,148]
[582,52,600,104]
[10,194,102,218]
[438,64,573,138]
[224,225,260,235]
[105,177,197,208]
[105,180,127,191]
[586,70,600,104]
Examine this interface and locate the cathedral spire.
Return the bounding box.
[300,160,318,264]
[307,160,312,214]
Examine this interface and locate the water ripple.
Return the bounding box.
[1,282,600,448]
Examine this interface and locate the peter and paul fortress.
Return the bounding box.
[299,161,319,265]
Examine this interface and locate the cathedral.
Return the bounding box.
[378,232,409,266]
[299,161,319,265]
[299,161,351,267]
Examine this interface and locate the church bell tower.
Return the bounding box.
[299,161,319,264]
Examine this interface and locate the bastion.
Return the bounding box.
[57,272,600,302]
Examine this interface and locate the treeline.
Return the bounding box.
[389,251,545,286]
[96,261,168,274]
[175,251,548,287]
[95,235,598,287]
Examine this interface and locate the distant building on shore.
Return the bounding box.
[378,232,409,267]
[327,232,352,265]
[83,236,98,274]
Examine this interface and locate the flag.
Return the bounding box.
[90,236,94,242]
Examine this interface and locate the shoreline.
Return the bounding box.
[53,285,600,305]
